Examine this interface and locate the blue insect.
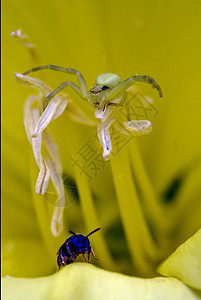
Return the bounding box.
[57,228,100,269]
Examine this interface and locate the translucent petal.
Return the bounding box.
[97,119,114,160]
[24,95,38,142]
[24,97,50,194]
[50,205,64,237]
[124,120,152,135]
[43,130,62,173]
[31,109,42,167]
[32,96,63,137]
[11,29,35,49]
[43,132,65,236]
[51,97,68,121]
[35,159,50,195]
[14,73,51,96]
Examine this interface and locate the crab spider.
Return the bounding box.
[23,65,162,117]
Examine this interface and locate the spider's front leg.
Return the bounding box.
[23,65,88,98]
[107,92,127,107]
[100,74,162,109]
[23,65,89,109]
[43,81,84,110]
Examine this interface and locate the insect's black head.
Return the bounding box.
[69,228,100,254]
[71,234,90,254]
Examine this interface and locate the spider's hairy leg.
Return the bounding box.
[44,81,83,110]
[133,75,162,97]
[23,65,88,98]
[107,75,163,100]
[107,92,127,107]
[98,91,127,111]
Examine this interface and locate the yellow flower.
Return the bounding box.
[3,231,201,299]
[2,0,201,298]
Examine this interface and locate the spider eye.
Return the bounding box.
[102,85,109,91]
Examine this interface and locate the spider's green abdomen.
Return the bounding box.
[96,73,121,88]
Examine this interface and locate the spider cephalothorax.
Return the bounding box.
[90,84,109,94]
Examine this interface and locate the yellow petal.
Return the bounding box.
[2,264,201,300]
[158,229,201,290]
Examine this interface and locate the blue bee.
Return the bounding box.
[57,228,100,269]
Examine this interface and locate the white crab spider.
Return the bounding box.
[23,65,162,120]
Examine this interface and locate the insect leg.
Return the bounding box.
[82,253,87,262]
[91,248,98,260]
[57,255,63,269]
[43,81,82,110]
[23,65,88,98]
[87,251,91,263]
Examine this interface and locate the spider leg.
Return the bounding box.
[107,92,127,107]
[43,81,83,110]
[98,92,127,113]
[106,75,162,101]
[23,65,88,98]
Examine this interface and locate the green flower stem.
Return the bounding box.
[122,146,162,260]
[175,164,201,243]
[66,123,117,271]
[111,148,155,276]
[101,200,119,229]
[176,163,201,215]
[75,171,118,271]
[128,139,173,233]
